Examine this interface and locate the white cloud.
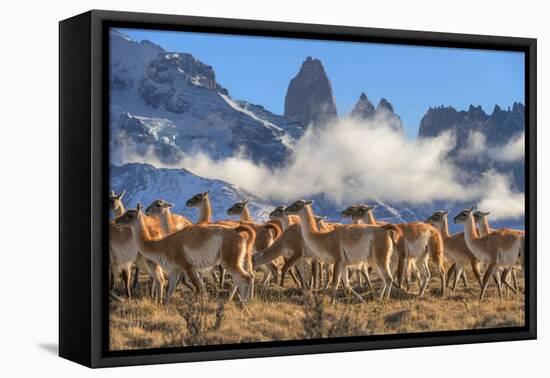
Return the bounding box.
[459,130,486,160]
[476,170,525,220]
[459,130,525,164]
[183,117,471,204]
[489,132,525,162]
[115,116,525,220]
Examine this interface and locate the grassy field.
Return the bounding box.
[109,269,525,351]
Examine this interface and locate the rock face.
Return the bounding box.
[418,103,524,152]
[109,30,304,168]
[284,56,338,127]
[350,92,376,119]
[418,103,525,191]
[351,93,404,134]
[139,52,229,113]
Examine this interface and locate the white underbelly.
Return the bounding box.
[144,252,179,274]
[404,235,429,258]
[445,247,471,264]
[110,240,138,266]
[186,235,223,269]
[342,236,372,264]
[497,241,521,265]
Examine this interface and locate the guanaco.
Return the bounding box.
[425,210,483,292]
[285,200,401,302]
[185,191,256,293]
[348,205,446,296]
[454,206,523,300]
[252,206,314,289]
[115,203,255,304]
[473,210,524,293]
[109,190,165,300]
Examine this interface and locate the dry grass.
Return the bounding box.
[109,268,525,351]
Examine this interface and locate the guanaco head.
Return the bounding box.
[425,210,449,225]
[114,203,143,228]
[109,190,125,213]
[453,206,474,224]
[354,204,377,220]
[145,199,174,216]
[340,205,358,219]
[186,190,209,208]
[269,205,286,220]
[227,199,249,216]
[284,200,313,215]
[473,210,491,224]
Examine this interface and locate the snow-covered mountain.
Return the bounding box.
[109,30,524,231]
[110,163,418,227]
[110,163,276,223]
[110,30,303,167]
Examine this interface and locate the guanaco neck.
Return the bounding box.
[355,211,376,225]
[240,206,253,222]
[198,198,212,223]
[367,211,377,225]
[441,216,451,238]
[158,208,176,234]
[112,202,125,218]
[130,215,164,256]
[479,217,492,236]
[298,205,319,235]
[463,214,481,248]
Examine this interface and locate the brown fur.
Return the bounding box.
[115,205,253,303]
[426,212,483,290]
[286,201,396,301]
[351,206,445,296]
[454,208,523,300]
[186,194,257,284]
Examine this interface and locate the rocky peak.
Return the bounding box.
[512,102,525,114]
[466,104,487,120]
[350,92,375,119]
[284,56,338,127]
[377,98,395,113]
[351,93,404,134]
[146,52,228,94]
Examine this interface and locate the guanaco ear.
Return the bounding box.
[136,202,143,214]
[371,205,378,212]
[110,190,115,197]
[468,205,474,212]
[203,190,210,197]
[164,201,174,208]
[243,198,249,205]
[304,200,314,206]
[445,209,451,215]
[117,190,126,200]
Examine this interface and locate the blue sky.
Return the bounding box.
[118,28,525,139]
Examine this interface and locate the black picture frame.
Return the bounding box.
[59,9,537,368]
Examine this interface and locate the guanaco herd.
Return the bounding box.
[109,189,525,306]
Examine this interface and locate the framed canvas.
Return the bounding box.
[59,10,537,368]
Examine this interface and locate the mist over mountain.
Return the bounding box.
[418,103,525,192]
[351,93,404,135]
